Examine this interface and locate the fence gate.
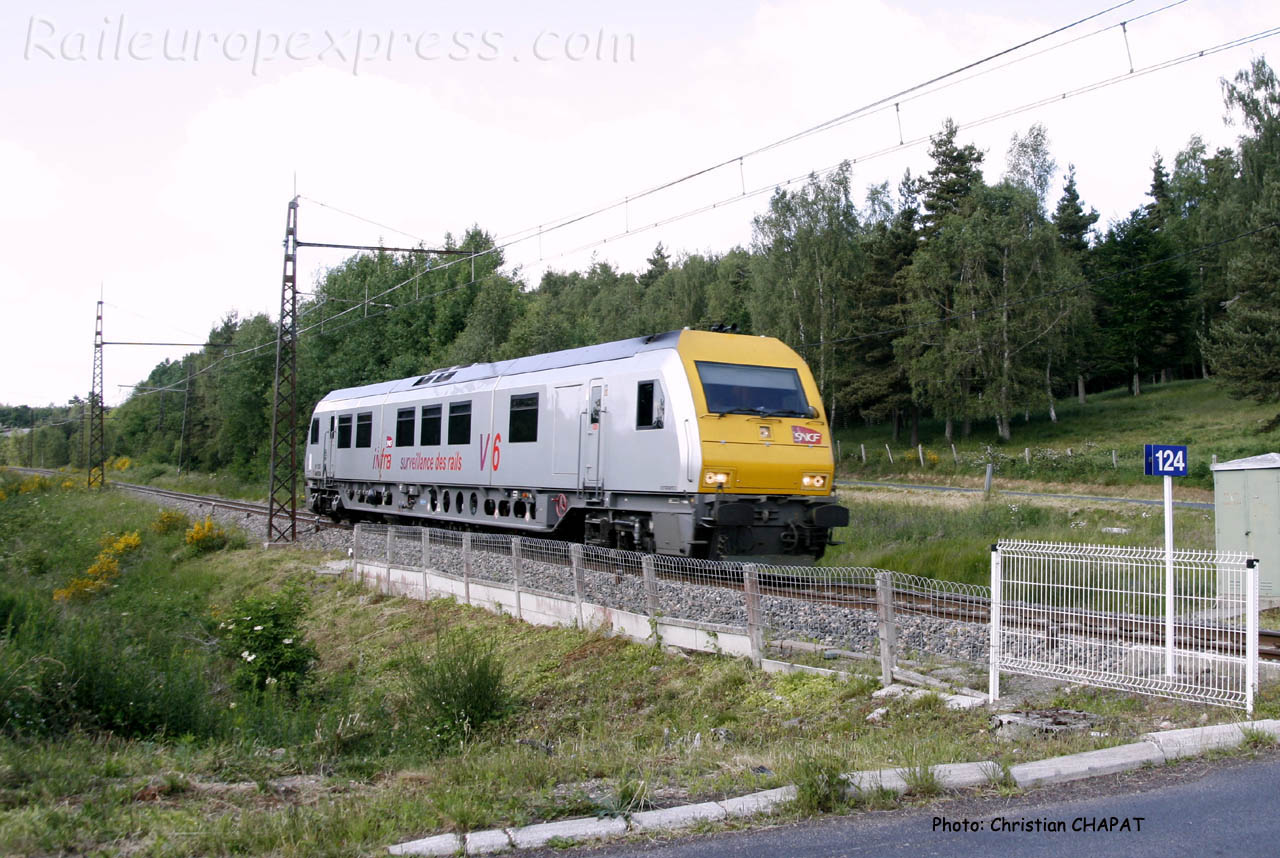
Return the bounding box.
[990,540,1259,713]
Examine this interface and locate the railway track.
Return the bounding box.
[111,480,349,532]
[8,466,1279,662]
[3,467,347,532]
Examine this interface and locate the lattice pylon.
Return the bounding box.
[87,300,106,489]
[266,198,300,542]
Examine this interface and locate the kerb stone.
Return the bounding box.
[387,833,462,856]
[506,816,626,850]
[630,801,727,831]
[1011,741,1164,787]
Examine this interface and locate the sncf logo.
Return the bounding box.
[792,425,823,445]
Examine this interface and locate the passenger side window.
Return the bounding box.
[396,407,415,447]
[448,401,471,445]
[355,412,373,448]
[420,404,441,446]
[509,393,538,443]
[337,414,352,448]
[636,380,664,429]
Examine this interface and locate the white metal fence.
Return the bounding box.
[990,540,1259,712]
[350,523,992,679]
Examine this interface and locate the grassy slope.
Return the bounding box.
[4,476,1269,856]
[836,379,1280,491]
[821,490,1216,583]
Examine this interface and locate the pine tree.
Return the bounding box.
[1052,165,1100,404]
[1052,166,1099,254]
[1203,58,1280,423]
[638,243,671,291]
[919,119,985,238]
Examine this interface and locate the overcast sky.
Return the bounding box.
[1,0,1275,409]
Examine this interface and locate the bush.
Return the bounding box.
[52,531,142,602]
[399,631,509,746]
[151,509,190,535]
[185,517,228,553]
[216,586,317,694]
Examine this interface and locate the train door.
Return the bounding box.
[580,380,604,489]
[322,415,335,481]
[552,384,581,476]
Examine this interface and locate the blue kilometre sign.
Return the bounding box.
[1144,444,1188,477]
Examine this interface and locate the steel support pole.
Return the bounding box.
[266,198,300,543]
[87,300,106,489]
[989,545,1002,704]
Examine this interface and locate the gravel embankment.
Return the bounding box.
[127,486,993,666]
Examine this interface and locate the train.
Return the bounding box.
[304,329,849,562]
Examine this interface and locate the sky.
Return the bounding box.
[1,0,1276,409]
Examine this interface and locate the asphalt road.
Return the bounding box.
[838,480,1215,511]
[545,750,1280,858]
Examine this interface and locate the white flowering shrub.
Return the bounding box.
[215,585,316,694]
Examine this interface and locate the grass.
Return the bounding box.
[0,470,1265,855]
[821,490,1216,585]
[836,378,1280,492]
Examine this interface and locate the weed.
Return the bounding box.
[598,775,653,816]
[981,760,1019,794]
[545,835,579,849]
[397,631,510,747]
[1239,726,1277,750]
[849,784,900,810]
[901,762,941,797]
[789,751,849,815]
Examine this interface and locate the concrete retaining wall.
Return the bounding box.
[356,561,755,659]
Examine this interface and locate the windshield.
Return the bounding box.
[695,361,812,416]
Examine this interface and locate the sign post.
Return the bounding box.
[1145,444,1187,677]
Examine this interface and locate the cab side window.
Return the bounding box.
[636,380,664,429]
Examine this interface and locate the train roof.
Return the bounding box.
[318,330,684,404]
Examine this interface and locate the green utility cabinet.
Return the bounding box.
[1212,452,1280,598]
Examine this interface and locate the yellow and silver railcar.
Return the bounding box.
[305,330,848,561]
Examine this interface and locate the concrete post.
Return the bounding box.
[875,571,897,687]
[352,523,361,583]
[642,555,658,617]
[512,536,524,620]
[571,543,585,628]
[420,528,430,598]
[384,528,394,595]
[462,531,473,606]
[743,564,763,667]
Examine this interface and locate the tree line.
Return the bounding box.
[6,59,1279,477]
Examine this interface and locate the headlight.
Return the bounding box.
[802,473,828,488]
[703,471,730,486]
